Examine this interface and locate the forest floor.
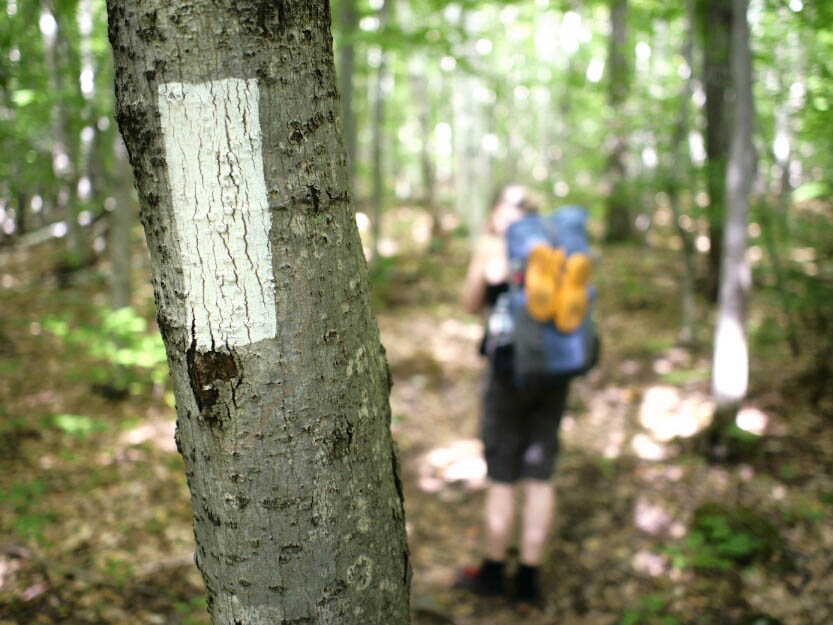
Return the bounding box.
[1,210,832,625]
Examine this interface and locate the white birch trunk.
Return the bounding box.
[107,2,411,623]
[711,0,756,411]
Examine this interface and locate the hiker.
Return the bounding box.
[457,184,573,606]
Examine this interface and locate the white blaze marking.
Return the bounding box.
[158,78,276,350]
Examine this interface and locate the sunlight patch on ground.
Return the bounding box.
[736,406,768,436]
[377,238,398,257]
[633,496,673,534]
[563,386,635,459]
[409,213,433,245]
[631,549,667,577]
[417,439,487,493]
[438,318,483,343]
[636,463,687,484]
[119,418,177,453]
[618,359,643,376]
[631,433,668,460]
[638,385,713,442]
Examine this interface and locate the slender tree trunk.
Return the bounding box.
[699,0,732,300]
[107,3,410,624]
[604,0,632,242]
[711,0,756,420]
[765,62,800,356]
[76,0,96,217]
[41,0,81,266]
[110,138,133,310]
[370,0,391,263]
[15,190,26,237]
[454,76,474,237]
[370,21,386,261]
[668,0,697,345]
[759,201,799,356]
[411,70,440,243]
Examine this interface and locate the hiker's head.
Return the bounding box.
[488,184,538,234]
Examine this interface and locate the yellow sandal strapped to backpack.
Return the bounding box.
[524,244,590,334]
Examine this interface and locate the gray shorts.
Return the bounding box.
[481,374,570,483]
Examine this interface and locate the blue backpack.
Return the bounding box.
[485,206,599,383]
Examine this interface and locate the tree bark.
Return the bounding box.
[106,2,411,624]
[711,0,756,416]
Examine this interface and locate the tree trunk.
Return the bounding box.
[668,0,697,345]
[109,138,133,310]
[41,0,82,267]
[15,191,27,237]
[764,58,799,356]
[604,0,632,242]
[698,0,732,300]
[711,0,756,418]
[106,3,411,624]
[370,6,388,263]
[411,70,441,244]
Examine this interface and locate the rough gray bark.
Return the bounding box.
[711,0,756,414]
[604,0,632,242]
[106,2,411,624]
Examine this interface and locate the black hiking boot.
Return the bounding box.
[513,563,543,608]
[454,559,507,597]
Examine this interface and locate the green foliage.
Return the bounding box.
[172,595,209,625]
[367,255,400,308]
[620,593,680,625]
[793,182,829,204]
[724,422,763,446]
[780,495,825,525]
[51,413,109,440]
[0,413,27,434]
[103,557,134,588]
[665,503,781,573]
[41,306,168,395]
[0,479,57,543]
[660,366,710,384]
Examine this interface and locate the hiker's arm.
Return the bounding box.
[461,235,506,314]
[461,251,487,314]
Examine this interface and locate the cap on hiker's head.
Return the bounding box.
[500,184,539,214]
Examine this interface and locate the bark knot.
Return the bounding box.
[186,332,242,423]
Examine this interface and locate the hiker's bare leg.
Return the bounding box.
[519,479,555,565]
[484,481,516,561]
